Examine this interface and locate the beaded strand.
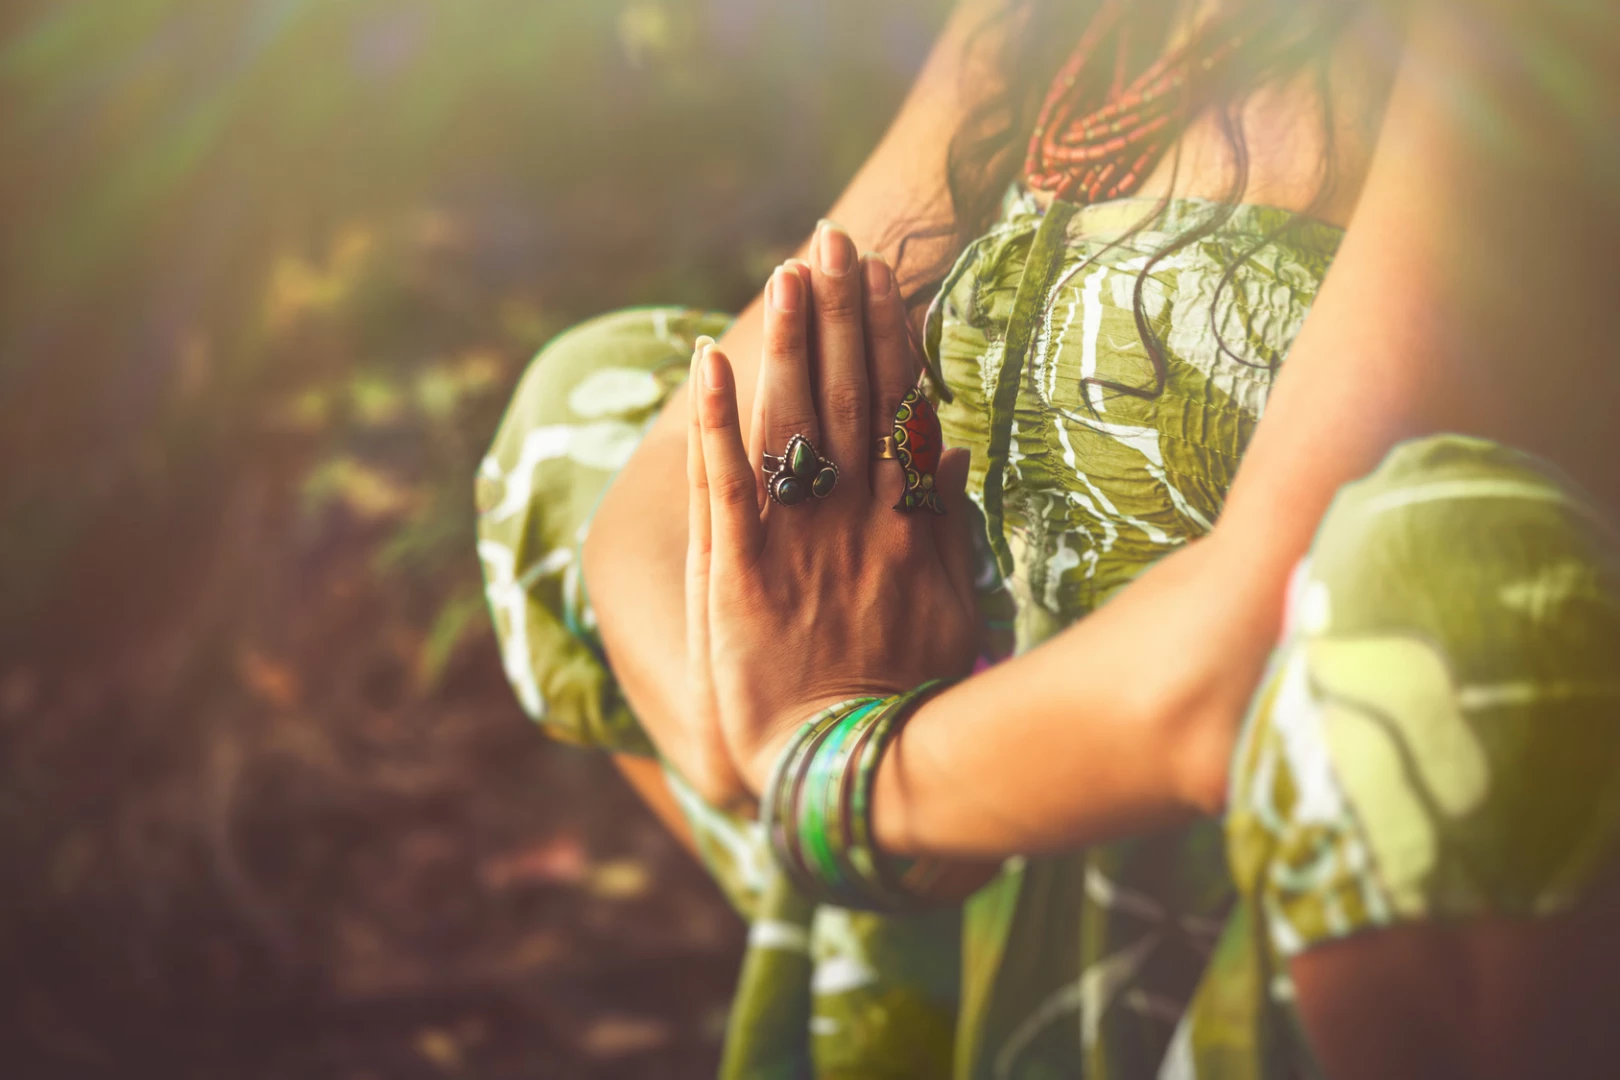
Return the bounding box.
[1024,0,1252,205]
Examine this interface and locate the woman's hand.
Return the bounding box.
[686,221,983,792]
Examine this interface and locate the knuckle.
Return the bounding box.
[822,379,867,421]
[703,397,741,433]
[816,286,862,324]
[873,393,905,429]
[773,410,821,443]
[863,289,903,329]
[712,469,757,507]
[765,319,808,358]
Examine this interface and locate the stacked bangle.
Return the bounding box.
[760,680,952,911]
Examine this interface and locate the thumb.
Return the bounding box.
[686,337,716,705]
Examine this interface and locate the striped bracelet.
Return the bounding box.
[759,680,952,911]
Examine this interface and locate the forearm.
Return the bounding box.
[866,533,1281,859]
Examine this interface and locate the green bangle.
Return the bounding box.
[861,683,946,906]
[761,680,955,911]
[800,701,877,894]
[851,682,946,904]
[760,697,876,895]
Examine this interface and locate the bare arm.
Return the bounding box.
[586,0,1008,805]
[863,0,1618,859]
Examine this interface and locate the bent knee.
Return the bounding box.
[502,306,731,434]
[1303,434,1620,674]
[473,307,729,752]
[477,305,731,527]
[1230,435,1620,953]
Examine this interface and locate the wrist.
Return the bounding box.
[734,695,859,795]
[758,686,946,910]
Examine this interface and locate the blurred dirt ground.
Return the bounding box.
[0,2,948,1075]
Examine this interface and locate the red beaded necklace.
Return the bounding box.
[1024,0,1251,205]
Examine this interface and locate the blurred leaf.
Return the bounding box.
[302,456,422,521]
[415,589,486,691]
[264,226,376,329]
[349,373,406,428]
[372,509,466,577]
[413,351,504,424]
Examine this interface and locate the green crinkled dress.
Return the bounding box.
[475,194,1620,1078]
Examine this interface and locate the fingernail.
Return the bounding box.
[703,346,728,390]
[769,266,801,312]
[817,220,853,276]
[861,252,893,300]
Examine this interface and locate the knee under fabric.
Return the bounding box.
[1227,433,1620,958]
[475,307,732,754]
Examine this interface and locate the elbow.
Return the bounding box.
[1146,533,1288,820]
[1169,696,1243,819]
[1146,620,1271,821]
[1140,664,1244,820]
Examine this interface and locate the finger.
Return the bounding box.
[697,343,765,565]
[931,447,978,611]
[810,220,869,491]
[686,337,714,682]
[749,261,812,495]
[753,260,820,487]
[862,250,922,508]
[685,338,753,811]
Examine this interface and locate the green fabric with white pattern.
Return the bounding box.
[927,195,1342,1079]
[1222,434,1620,1071]
[475,307,726,755]
[476,194,1620,1078]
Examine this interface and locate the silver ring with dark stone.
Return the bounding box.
[763,434,838,507]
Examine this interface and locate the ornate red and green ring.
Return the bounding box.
[876,387,945,515]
